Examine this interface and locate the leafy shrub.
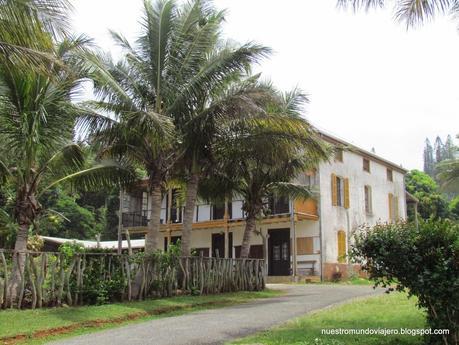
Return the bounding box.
[351,220,459,345]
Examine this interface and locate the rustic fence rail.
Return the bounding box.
[0,250,265,309]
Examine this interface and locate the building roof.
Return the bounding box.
[40,236,145,250]
[316,129,408,174]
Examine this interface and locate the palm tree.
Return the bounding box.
[0,2,135,304]
[0,0,71,72]
[202,86,331,258]
[84,0,269,253]
[338,0,459,26]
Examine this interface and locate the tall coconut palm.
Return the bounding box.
[84,0,270,253]
[203,86,331,258]
[0,0,71,73]
[0,3,136,304]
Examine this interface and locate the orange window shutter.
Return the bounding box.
[337,231,346,263]
[344,178,350,209]
[297,237,314,255]
[331,174,337,206]
[388,193,394,221]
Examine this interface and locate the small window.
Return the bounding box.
[364,185,372,214]
[336,176,344,207]
[363,158,370,172]
[387,168,393,182]
[334,148,343,162]
[332,174,349,208]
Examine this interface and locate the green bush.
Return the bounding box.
[351,220,459,345]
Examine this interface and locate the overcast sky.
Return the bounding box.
[72,0,459,170]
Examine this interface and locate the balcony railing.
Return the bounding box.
[122,198,291,228]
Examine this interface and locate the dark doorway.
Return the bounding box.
[268,229,291,276]
[212,232,232,258]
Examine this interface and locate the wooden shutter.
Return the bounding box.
[297,237,313,255]
[388,193,394,221]
[337,231,346,263]
[344,178,350,209]
[394,196,399,220]
[331,174,337,206]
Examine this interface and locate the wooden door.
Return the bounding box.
[268,229,290,276]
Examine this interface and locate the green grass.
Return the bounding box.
[0,289,282,344]
[230,292,426,345]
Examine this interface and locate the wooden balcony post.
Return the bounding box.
[224,198,229,258]
[290,198,297,279]
[167,189,172,250]
[117,189,124,255]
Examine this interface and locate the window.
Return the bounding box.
[364,185,372,214]
[334,148,343,162]
[331,174,350,208]
[336,177,343,206]
[337,231,346,263]
[387,168,393,182]
[363,158,370,173]
[388,193,399,222]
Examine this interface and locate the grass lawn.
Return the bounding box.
[230,292,426,345]
[0,289,282,345]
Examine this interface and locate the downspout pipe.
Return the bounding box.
[290,198,297,281]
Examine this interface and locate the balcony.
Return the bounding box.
[122,196,318,234]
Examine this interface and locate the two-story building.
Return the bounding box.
[121,130,408,281]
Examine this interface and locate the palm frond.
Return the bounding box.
[42,159,138,193]
[267,182,316,201]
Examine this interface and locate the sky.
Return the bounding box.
[71,0,459,170]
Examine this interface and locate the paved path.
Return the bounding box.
[49,284,381,345]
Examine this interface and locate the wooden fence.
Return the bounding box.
[0,250,265,309]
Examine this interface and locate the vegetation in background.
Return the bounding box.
[351,220,459,345]
[405,170,450,220]
[423,135,457,179]
[231,293,424,345]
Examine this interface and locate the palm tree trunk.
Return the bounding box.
[8,203,31,306]
[181,172,200,256]
[240,214,256,258]
[145,179,162,252]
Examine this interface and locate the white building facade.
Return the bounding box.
[122,131,407,281]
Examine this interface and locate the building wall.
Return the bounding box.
[163,219,320,276]
[318,149,406,268]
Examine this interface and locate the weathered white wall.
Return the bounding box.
[318,149,406,264]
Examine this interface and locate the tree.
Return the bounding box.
[0,0,135,303]
[338,0,459,27]
[434,136,444,164]
[351,220,459,345]
[423,138,435,177]
[39,189,99,240]
[450,195,459,219]
[85,0,269,253]
[443,134,456,160]
[205,86,330,258]
[405,170,450,220]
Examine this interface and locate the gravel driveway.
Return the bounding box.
[49,284,381,345]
